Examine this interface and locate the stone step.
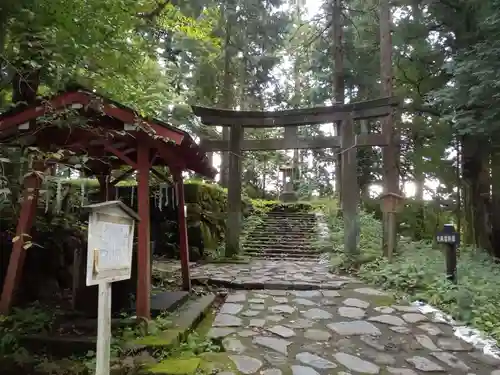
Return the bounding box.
[265,212,317,218]
[263,215,317,220]
[244,239,313,246]
[244,249,319,256]
[260,222,317,228]
[243,242,318,250]
[245,252,320,260]
[243,246,320,254]
[247,236,318,247]
[245,233,315,239]
[256,228,317,234]
[262,219,316,224]
[244,247,321,255]
[18,294,218,358]
[247,236,314,243]
[245,234,313,240]
[257,227,317,233]
[264,215,315,219]
[244,240,313,246]
[260,221,317,226]
[241,233,314,241]
[132,294,217,351]
[264,213,316,218]
[245,231,315,237]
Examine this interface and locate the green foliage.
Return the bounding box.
[184,181,228,251]
[249,199,315,214]
[0,304,55,355]
[1,0,221,113]
[359,245,500,343]
[325,204,500,344]
[327,206,383,270]
[362,199,456,241]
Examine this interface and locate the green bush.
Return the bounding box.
[249,199,315,214]
[362,198,455,241]
[327,205,383,261]
[358,244,500,343]
[325,204,500,344]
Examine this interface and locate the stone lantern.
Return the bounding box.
[279,164,298,202]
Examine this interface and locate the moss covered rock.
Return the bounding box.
[145,358,201,374]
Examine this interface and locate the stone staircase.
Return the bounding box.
[242,211,321,260]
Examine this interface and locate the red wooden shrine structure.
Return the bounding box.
[0,87,216,318]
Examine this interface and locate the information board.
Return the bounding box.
[95,221,131,271]
[83,201,138,375]
[86,211,134,286]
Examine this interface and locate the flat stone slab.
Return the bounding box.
[368,314,406,326]
[267,325,296,338]
[150,291,189,316]
[296,352,337,369]
[302,308,332,320]
[343,297,370,308]
[270,305,296,314]
[338,306,366,319]
[213,314,243,327]
[291,365,321,375]
[223,337,246,353]
[327,320,382,336]
[199,261,499,375]
[414,334,440,351]
[354,287,389,296]
[406,356,445,372]
[402,313,428,323]
[226,293,247,303]
[220,303,244,315]
[304,328,331,341]
[334,352,380,374]
[229,355,263,374]
[293,298,317,306]
[253,336,291,355]
[207,327,236,339]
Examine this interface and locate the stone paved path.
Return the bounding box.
[200,260,500,375]
[191,260,354,289]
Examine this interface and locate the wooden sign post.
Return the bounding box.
[85,201,139,375]
[436,224,460,284]
[379,192,404,262]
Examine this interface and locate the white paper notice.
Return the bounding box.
[96,221,131,271]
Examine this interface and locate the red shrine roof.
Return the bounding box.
[0,86,216,178]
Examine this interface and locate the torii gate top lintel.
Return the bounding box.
[191,96,399,127]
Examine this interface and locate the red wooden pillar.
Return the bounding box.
[136,143,151,319]
[174,171,191,291]
[0,168,43,313]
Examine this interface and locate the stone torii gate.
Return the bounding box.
[192,97,399,256]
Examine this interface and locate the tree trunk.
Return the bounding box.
[380,0,399,256]
[332,0,344,198]
[219,2,234,187]
[489,135,500,258]
[462,134,492,251]
[455,136,462,241]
